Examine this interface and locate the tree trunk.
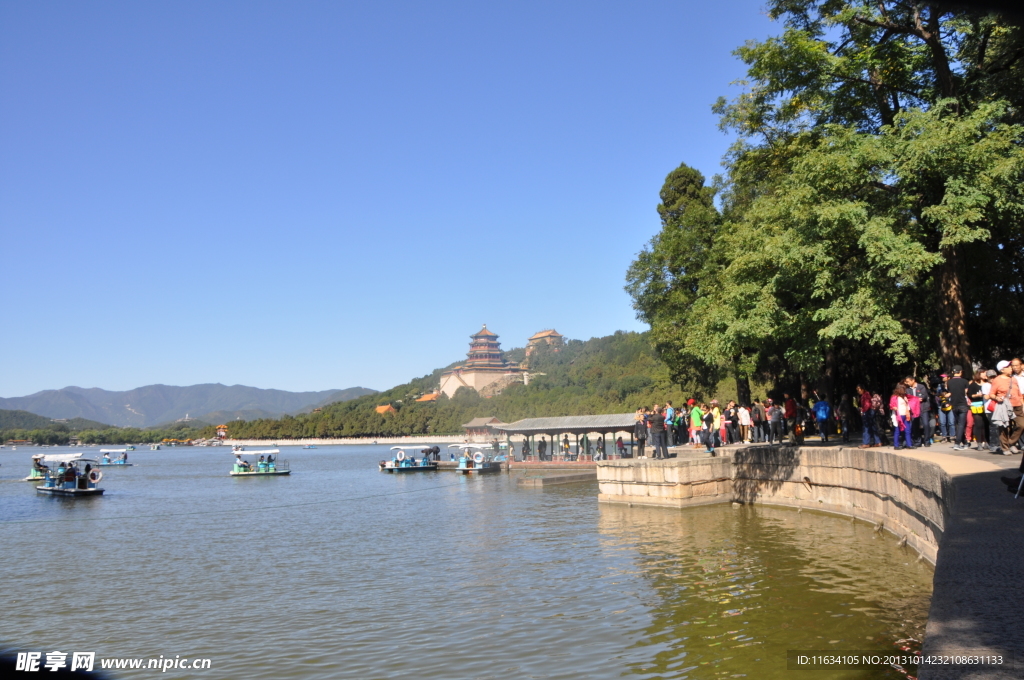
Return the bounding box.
[735,370,751,406]
[937,247,972,369]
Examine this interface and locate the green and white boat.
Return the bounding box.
[231,449,290,476]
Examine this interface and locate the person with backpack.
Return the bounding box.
[767,399,783,444]
[857,385,881,448]
[812,395,832,442]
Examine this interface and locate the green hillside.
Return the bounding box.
[197,331,749,440]
[0,409,110,431]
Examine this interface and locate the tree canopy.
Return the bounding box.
[628,0,1024,399]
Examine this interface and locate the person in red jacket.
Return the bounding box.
[857,385,881,447]
[783,393,799,444]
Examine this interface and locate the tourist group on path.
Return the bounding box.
[630,358,1024,491]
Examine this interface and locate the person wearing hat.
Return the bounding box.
[990,360,1024,454]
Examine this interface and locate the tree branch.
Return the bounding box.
[834,74,923,100]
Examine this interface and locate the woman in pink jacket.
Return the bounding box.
[890,384,915,449]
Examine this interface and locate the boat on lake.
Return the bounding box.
[98,449,134,466]
[24,453,92,481]
[379,445,439,472]
[34,454,104,497]
[150,444,160,450]
[231,449,290,476]
[449,444,504,474]
[302,445,317,449]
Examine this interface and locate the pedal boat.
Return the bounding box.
[24,453,92,482]
[97,449,134,467]
[449,444,503,474]
[35,457,104,497]
[379,445,438,472]
[231,449,290,476]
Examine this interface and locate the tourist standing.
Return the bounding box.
[837,395,851,443]
[750,399,763,442]
[700,403,716,455]
[813,397,831,442]
[767,399,783,444]
[989,360,1024,454]
[857,385,880,448]
[967,370,990,451]
[783,393,798,445]
[649,407,668,459]
[890,384,914,450]
[946,366,970,450]
[936,374,954,442]
[738,403,751,443]
[907,376,932,447]
[616,436,626,457]
[665,402,677,447]
[690,402,703,446]
[724,401,739,444]
[633,408,648,459]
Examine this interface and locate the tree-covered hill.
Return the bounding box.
[198,331,743,440]
[0,409,110,431]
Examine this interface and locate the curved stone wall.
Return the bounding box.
[597,446,954,565]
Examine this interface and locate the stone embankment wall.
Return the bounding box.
[598,446,953,565]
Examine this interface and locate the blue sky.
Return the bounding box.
[1,1,776,397]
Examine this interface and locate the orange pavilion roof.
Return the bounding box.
[529,329,562,340]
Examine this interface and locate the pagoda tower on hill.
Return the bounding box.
[439,325,524,398]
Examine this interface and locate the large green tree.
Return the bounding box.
[630,1,1024,398]
[717,0,1024,369]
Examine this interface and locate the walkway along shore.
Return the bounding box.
[597,443,1023,680]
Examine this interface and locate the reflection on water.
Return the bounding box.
[0,446,931,679]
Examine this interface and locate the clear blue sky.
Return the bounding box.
[1,1,776,397]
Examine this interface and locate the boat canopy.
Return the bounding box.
[447,443,486,450]
[37,453,97,463]
[390,445,433,451]
[234,449,280,455]
[99,449,128,453]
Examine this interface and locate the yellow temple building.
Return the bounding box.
[439,325,524,398]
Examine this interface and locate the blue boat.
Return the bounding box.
[449,444,504,474]
[379,445,439,472]
[231,449,290,476]
[35,455,104,497]
[98,449,134,467]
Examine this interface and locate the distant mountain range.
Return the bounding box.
[0,384,377,429]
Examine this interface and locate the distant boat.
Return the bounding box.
[302,445,317,449]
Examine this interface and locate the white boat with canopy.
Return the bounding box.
[448,443,504,474]
[24,452,97,481]
[231,449,290,476]
[32,453,105,496]
[379,445,439,472]
[98,448,134,466]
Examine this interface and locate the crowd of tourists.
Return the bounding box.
[630,359,1024,480]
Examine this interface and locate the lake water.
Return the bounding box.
[0,445,933,679]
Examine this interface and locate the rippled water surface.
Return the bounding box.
[0,445,932,679]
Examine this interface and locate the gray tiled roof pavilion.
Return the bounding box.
[496,414,636,435]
